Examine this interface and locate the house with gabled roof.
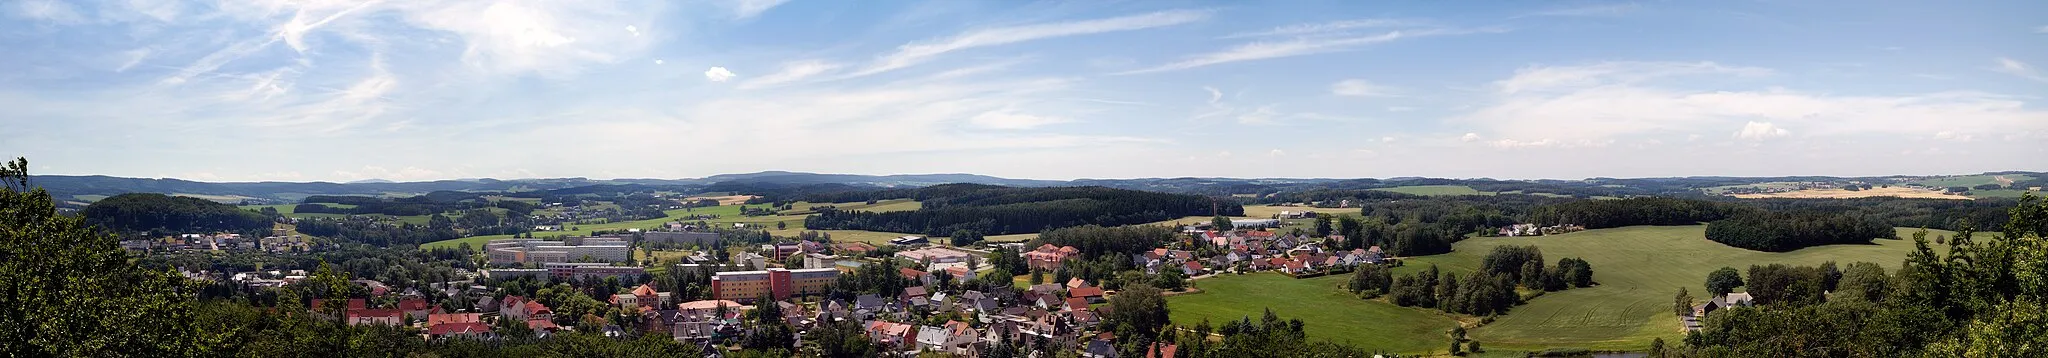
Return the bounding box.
[1069,286,1106,303]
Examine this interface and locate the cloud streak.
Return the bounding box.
[1119,28,1496,74]
[849,9,1211,78]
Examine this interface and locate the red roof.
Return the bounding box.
[350,308,403,319]
[899,267,928,279]
[1184,261,1204,271]
[526,319,560,331]
[399,299,429,311]
[632,284,659,297]
[426,322,492,336]
[1064,297,1089,311]
[1147,343,1179,358]
[525,301,551,315]
[427,313,481,326]
[1069,286,1105,298]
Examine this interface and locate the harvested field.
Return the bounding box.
[1730,186,1966,200]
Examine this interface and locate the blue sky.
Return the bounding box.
[1,0,2043,182]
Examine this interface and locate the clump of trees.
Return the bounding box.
[80,192,272,238]
[1362,247,1592,316]
[1704,211,1896,252]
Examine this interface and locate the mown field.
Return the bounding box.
[1390,225,1955,351]
[1168,272,1461,354]
[1371,185,1488,196]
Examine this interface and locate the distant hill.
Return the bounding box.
[28,170,2045,208]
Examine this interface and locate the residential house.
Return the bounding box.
[1182,261,1205,276]
[1070,286,1106,304]
[1146,342,1179,358]
[347,309,403,326]
[399,298,432,321]
[867,321,917,348]
[425,322,493,340]
[1025,244,1081,271]
[916,321,978,354]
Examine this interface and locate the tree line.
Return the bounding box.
[1351,246,1592,317]
[804,184,1234,235]
[1704,210,1897,252]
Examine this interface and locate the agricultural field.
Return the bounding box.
[1730,186,1965,200]
[778,199,923,215]
[1909,174,2033,188]
[172,193,262,203]
[1168,272,1461,354]
[1390,225,1954,351]
[1371,185,1489,196]
[1240,204,1347,218]
[681,194,760,206]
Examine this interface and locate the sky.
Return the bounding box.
[1,0,2044,183]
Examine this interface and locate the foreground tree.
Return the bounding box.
[0,157,203,356]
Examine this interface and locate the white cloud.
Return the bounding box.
[1331,79,1397,97]
[1268,149,1286,157]
[1488,138,1614,149]
[115,48,153,72]
[1934,131,1974,142]
[625,25,640,36]
[968,110,1072,130]
[10,0,84,23]
[1461,133,1481,142]
[1515,3,1639,18]
[654,59,664,65]
[852,9,1210,78]
[705,67,737,82]
[333,165,445,182]
[1121,28,1493,74]
[725,0,789,19]
[1494,61,1770,94]
[1733,121,1789,141]
[1380,136,1397,142]
[741,60,842,89]
[1992,57,2048,83]
[1221,18,1419,38]
[1237,105,1282,125]
[2036,25,2048,33]
[1386,106,1415,112]
[1453,61,2046,146]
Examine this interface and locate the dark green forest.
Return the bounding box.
[803,184,1235,235]
[79,193,271,238]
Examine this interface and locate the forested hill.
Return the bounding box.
[803,184,1236,236]
[79,193,271,238]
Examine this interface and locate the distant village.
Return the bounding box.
[144,207,1620,358]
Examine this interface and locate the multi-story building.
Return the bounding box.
[711,268,838,302]
[486,239,631,265]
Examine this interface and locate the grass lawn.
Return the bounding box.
[1391,225,1955,351]
[1169,272,1461,354]
[1372,185,1489,196]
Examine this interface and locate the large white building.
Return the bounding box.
[487,238,631,265]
